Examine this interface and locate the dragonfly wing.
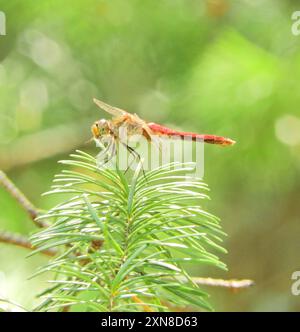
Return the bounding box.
[93,98,126,117]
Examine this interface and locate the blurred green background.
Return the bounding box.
[0,0,300,311]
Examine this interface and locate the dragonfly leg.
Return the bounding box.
[123,144,138,174]
[96,139,116,168]
[122,143,147,179]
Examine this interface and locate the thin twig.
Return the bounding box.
[0,298,28,312]
[161,277,254,311]
[191,277,254,289]
[0,170,47,228]
[0,230,57,257]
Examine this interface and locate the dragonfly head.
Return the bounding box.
[91,119,110,138]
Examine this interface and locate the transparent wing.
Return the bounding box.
[93,98,127,117]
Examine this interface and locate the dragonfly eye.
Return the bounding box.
[91,123,100,138]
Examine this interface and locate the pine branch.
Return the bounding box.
[30,150,233,312]
[0,170,47,228]
[1,149,250,311]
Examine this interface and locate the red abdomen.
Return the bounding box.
[147,122,235,146]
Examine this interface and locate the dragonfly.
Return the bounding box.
[91,98,235,162]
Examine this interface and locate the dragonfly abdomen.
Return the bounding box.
[148,122,235,146]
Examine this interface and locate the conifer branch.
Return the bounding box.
[0,150,252,312]
[29,151,232,312]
